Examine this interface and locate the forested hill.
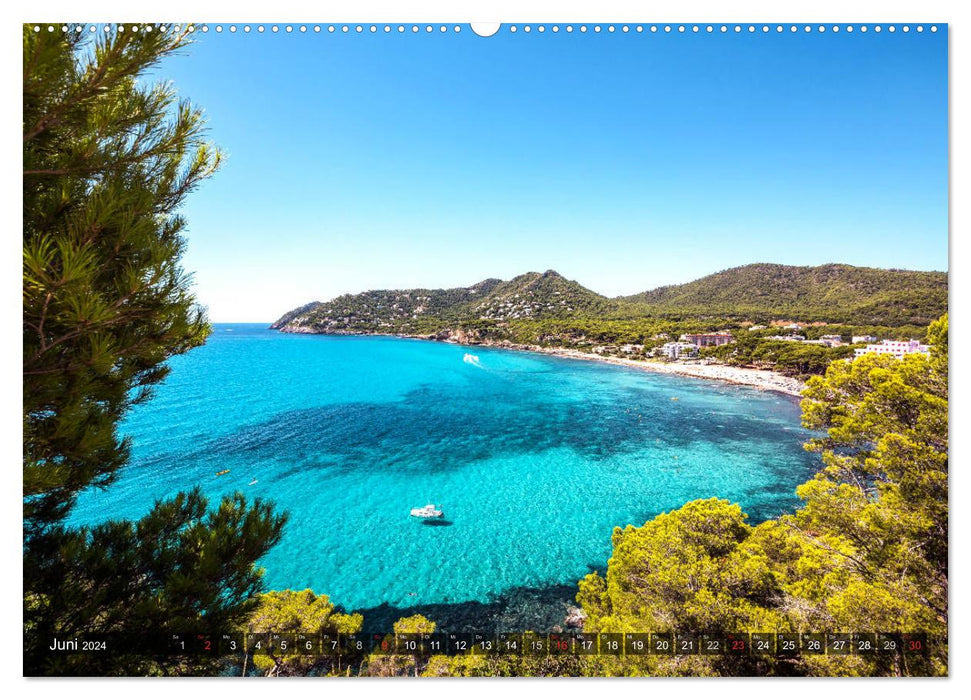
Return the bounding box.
[272,264,947,333]
[270,270,612,332]
[621,263,948,325]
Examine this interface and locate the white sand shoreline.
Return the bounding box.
[515,345,807,397]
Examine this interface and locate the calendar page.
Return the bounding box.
[21,5,950,683]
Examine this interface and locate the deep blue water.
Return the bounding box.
[70,324,818,616]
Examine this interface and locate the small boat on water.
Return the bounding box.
[410,504,444,519]
[215,469,231,477]
[248,479,258,486]
[463,353,482,367]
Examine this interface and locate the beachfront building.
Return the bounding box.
[854,339,930,359]
[804,337,844,347]
[661,341,699,360]
[680,332,734,347]
[852,335,879,344]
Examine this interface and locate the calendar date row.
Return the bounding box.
[115,631,930,658]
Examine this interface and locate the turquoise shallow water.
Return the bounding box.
[70,324,818,617]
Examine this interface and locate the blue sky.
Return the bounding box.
[155,25,948,321]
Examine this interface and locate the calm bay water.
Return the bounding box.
[70,324,818,620]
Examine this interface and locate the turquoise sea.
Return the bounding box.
[70,324,819,629]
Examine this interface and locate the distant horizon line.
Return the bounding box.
[209,321,273,325]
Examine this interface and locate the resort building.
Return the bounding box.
[818,334,845,347]
[660,341,699,360]
[767,334,806,342]
[804,337,844,347]
[680,332,734,347]
[854,339,930,359]
[852,335,879,344]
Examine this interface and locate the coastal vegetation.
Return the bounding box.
[272,266,946,378]
[699,335,856,376]
[574,313,948,677]
[619,263,947,326]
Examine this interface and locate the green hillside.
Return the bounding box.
[274,263,947,333]
[620,263,947,325]
[271,270,612,332]
[466,270,614,319]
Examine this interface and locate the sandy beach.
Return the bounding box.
[496,344,808,397]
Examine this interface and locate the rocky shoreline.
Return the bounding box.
[274,325,807,397]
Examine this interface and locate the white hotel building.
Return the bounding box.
[660,341,699,360]
[854,339,930,360]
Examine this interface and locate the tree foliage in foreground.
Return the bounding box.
[25,489,286,676]
[241,589,363,676]
[576,314,948,677]
[23,24,219,525]
[23,25,286,675]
